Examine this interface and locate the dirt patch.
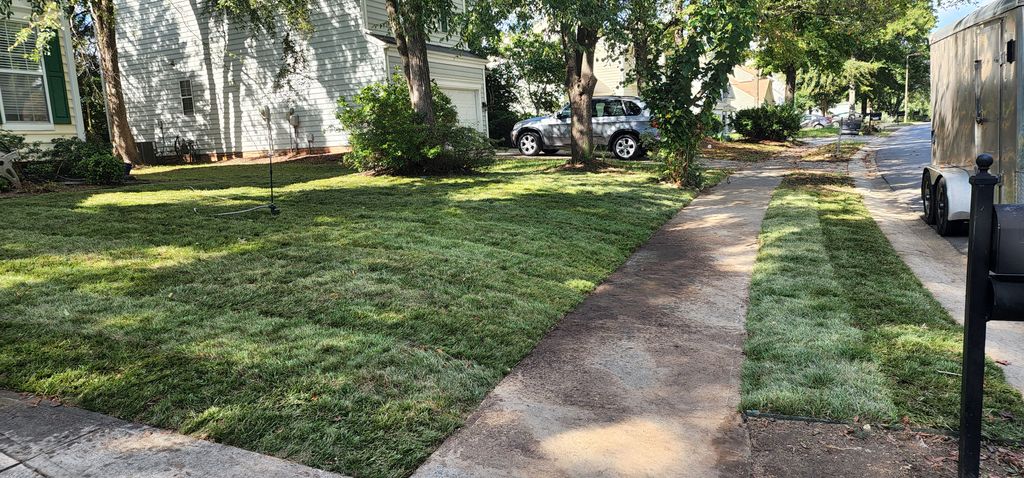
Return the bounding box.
[699,138,790,163]
[748,416,1024,477]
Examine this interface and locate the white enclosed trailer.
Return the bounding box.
[927,0,1023,235]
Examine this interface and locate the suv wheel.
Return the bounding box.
[612,134,641,160]
[517,132,542,156]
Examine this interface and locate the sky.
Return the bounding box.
[934,1,982,30]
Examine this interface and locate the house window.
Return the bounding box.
[0,21,50,123]
[179,80,194,116]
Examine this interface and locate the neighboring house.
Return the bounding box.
[114,0,488,159]
[592,41,638,97]
[726,65,782,110]
[0,2,86,144]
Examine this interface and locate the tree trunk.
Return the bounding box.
[784,66,797,104]
[384,0,435,124]
[561,24,599,165]
[91,0,138,163]
[633,37,649,95]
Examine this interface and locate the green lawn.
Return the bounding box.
[0,158,711,478]
[795,126,840,138]
[742,174,1024,440]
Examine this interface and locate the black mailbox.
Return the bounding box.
[989,205,1024,322]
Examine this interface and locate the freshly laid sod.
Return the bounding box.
[742,174,1024,439]
[0,159,710,478]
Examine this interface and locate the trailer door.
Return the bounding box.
[975,19,1004,166]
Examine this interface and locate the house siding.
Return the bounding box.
[115,0,388,155]
[3,1,84,144]
[116,0,487,156]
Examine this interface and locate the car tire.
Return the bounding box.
[934,178,964,236]
[542,148,560,155]
[612,133,641,161]
[517,131,542,156]
[921,171,936,225]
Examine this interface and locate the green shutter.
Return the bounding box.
[43,33,71,125]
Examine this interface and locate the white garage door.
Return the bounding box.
[442,88,482,132]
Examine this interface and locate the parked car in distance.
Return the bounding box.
[801,114,832,128]
[511,96,659,160]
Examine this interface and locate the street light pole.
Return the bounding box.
[904,52,924,123]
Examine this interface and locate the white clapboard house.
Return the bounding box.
[114,0,488,159]
[0,2,86,143]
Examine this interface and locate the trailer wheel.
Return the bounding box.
[934,178,964,236]
[921,171,937,225]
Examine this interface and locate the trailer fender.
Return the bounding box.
[925,166,972,221]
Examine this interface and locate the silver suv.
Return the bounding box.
[511,96,659,160]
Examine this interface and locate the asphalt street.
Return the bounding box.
[871,123,968,253]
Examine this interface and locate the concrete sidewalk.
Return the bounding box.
[0,391,343,478]
[414,168,783,478]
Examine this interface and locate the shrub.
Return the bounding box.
[733,104,802,141]
[51,138,114,178]
[488,109,525,148]
[0,176,10,192]
[338,75,495,174]
[78,152,125,185]
[0,129,24,153]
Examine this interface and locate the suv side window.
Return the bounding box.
[557,105,571,118]
[592,99,626,117]
[623,101,643,116]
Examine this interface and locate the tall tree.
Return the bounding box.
[639,0,755,186]
[498,30,563,115]
[383,0,455,125]
[89,0,136,161]
[470,1,626,165]
[753,0,909,104]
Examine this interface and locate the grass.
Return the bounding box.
[801,141,866,162]
[699,138,790,163]
[795,126,840,138]
[0,158,717,478]
[742,174,1024,440]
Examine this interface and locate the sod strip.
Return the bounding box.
[742,173,1024,440]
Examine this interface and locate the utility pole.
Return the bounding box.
[904,52,924,123]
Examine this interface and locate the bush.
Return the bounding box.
[78,152,125,185]
[338,75,496,174]
[51,138,114,178]
[488,109,525,148]
[733,104,802,141]
[0,176,10,192]
[0,129,24,153]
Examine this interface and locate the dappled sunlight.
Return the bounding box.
[0,161,711,477]
[539,418,697,476]
[77,187,269,208]
[0,244,252,292]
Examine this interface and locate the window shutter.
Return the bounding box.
[43,33,71,125]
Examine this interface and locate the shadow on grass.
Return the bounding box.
[0,160,703,477]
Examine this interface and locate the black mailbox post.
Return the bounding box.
[959,154,1024,477]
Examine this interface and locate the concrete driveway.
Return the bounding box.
[857,124,1024,392]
